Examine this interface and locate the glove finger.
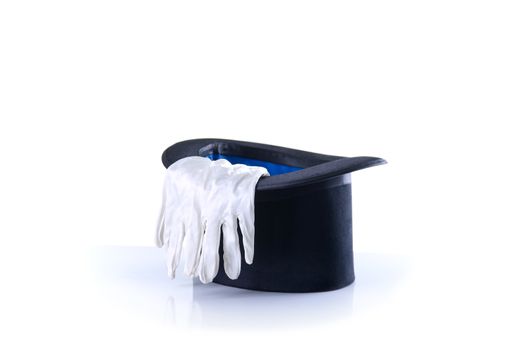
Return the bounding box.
[155,175,169,247]
[238,212,255,264]
[198,219,221,284]
[166,221,185,279]
[156,211,165,248]
[221,216,241,280]
[181,214,204,277]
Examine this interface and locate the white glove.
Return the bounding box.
[156,156,269,283]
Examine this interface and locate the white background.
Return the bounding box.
[1,0,524,348]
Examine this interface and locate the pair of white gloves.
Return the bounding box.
[156,156,269,283]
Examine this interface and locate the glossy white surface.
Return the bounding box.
[84,245,524,349]
[89,246,409,329]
